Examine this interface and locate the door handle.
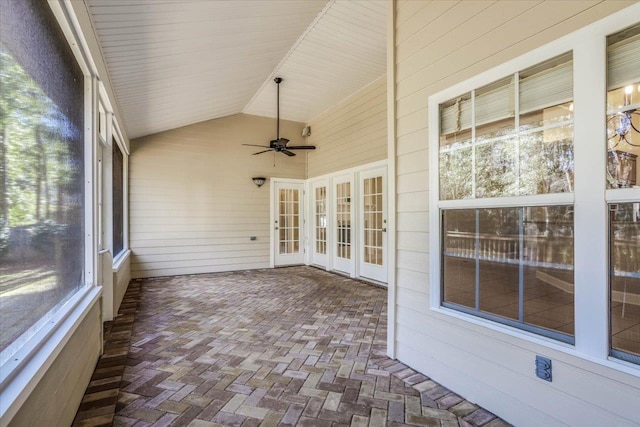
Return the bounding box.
[382,228,387,232]
[275,227,279,230]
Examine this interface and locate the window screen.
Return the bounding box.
[0,0,85,359]
[113,140,124,258]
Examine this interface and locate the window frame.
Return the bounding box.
[111,119,129,267]
[428,6,640,372]
[0,0,104,421]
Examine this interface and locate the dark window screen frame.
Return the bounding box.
[112,139,124,258]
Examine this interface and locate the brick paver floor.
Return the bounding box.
[74,266,511,427]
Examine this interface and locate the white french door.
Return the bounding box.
[359,168,387,283]
[274,181,304,266]
[311,180,328,268]
[333,175,354,275]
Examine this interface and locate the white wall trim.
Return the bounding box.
[0,286,102,423]
[386,0,397,360]
[307,160,388,184]
[113,249,131,273]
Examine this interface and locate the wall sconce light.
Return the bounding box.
[252,177,266,188]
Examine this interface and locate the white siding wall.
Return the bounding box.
[8,302,101,427]
[113,256,131,314]
[129,114,307,278]
[392,1,640,426]
[307,77,387,178]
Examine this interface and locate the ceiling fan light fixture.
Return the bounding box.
[252,177,267,188]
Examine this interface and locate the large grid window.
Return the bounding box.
[607,24,640,364]
[0,0,85,360]
[440,53,574,200]
[443,207,574,340]
[438,53,575,342]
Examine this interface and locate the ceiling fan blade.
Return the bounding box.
[281,150,296,157]
[243,144,271,148]
[252,149,273,155]
[278,138,290,146]
[285,145,316,150]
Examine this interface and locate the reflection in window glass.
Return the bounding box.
[439,53,573,200]
[0,0,85,361]
[606,24,640,189]
[610,203,640,362]
[442,206,574,341]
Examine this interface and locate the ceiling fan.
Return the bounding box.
[243,77,316,157]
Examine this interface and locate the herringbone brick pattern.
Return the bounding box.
[76,266,511,427]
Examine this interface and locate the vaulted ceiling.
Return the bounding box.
[87,0,386,139]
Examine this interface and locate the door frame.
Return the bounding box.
[270,177,306,268]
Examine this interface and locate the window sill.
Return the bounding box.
[0,285,102,422]
[112,249,130,273]
[431,305,640,378]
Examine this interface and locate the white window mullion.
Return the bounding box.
[514,72,520,194]
[573,36,608,358]
[471,90,476,198]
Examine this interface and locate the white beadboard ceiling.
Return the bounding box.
[87,0,386,139]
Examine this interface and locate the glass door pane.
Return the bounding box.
[363,176,383,266]
[279,188,300,254]
[336,182,351,260]
[315,186,327,255]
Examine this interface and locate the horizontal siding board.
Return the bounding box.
[396,1,460,46]
[129,114,305,278]
[396,171,429,194]
[396,1,538,81]
[395,0,429,26]
[397,129,428,156]
[396,249,429,274]
[396,108,428,137]
[131,262,269,279]
[307,77,388,177]
[397,192,429,212]
[396,268,429,293]
[396,152,427,176]
[397,231,429,253]
[133,243,268,256]
[397,212,429,233]
[131,237,267,248]
[131,255,268,271]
